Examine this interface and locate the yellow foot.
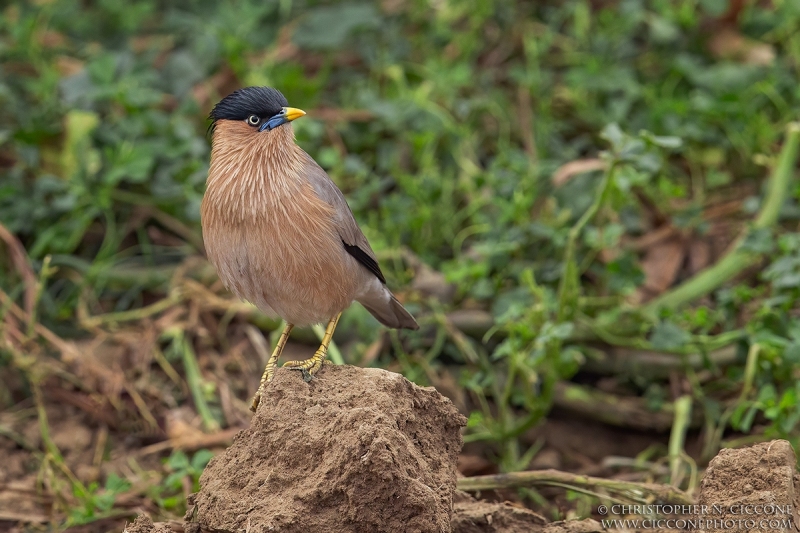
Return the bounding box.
[283,349,327,382]
[282,313,340,383]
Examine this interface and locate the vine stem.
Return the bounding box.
[557,161,618,322]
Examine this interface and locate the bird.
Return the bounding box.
[201,86,419,412]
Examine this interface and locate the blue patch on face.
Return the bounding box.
[259,109,288,132]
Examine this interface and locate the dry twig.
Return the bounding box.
[457,468,693,505]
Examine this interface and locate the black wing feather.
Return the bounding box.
[343,242,386,284]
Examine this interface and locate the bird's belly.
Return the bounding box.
[204,202,363,326]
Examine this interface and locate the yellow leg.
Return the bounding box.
[250,322,294,412]
[283,313,341,382]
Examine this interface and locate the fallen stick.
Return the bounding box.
[457,468,694,505]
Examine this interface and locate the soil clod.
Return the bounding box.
[124,515,172,533]
[452,490,605,533]
[696,440,800,533]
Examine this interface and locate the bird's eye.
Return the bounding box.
[247,115,261,126]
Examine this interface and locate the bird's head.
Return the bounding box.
[205,87,309,203]
[209,86,306,135]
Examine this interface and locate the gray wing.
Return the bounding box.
[300,151,386,284]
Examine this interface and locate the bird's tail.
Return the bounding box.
[360,292,419,330]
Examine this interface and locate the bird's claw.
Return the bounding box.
[282,349,327,382]
[284,364,319,382]
[250,360,279,412]
[250,391,263,412]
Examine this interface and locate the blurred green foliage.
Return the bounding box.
[152,449,215,511]
[3,0,800,500]
[67,473,132,526]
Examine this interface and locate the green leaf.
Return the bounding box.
[741,228,775,255]
[166,450,190,471]
[105,473,131,494]
[649,321,691,351]
[640,131,682,149]
[600,123,625,151]
[190,449,215,471]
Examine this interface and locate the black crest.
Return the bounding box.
[209,87,289,125]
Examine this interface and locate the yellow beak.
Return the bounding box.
[284,107,306,122]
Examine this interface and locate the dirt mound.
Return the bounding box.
[697,439,800,533]
[188,365,466,532]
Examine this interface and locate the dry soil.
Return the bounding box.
[188,365,466,532]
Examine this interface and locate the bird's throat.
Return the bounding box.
[204,121,304,222]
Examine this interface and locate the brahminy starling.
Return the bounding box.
[201,87,418,411]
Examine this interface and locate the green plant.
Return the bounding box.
[153,449,215,511]
[66,473,132,526]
